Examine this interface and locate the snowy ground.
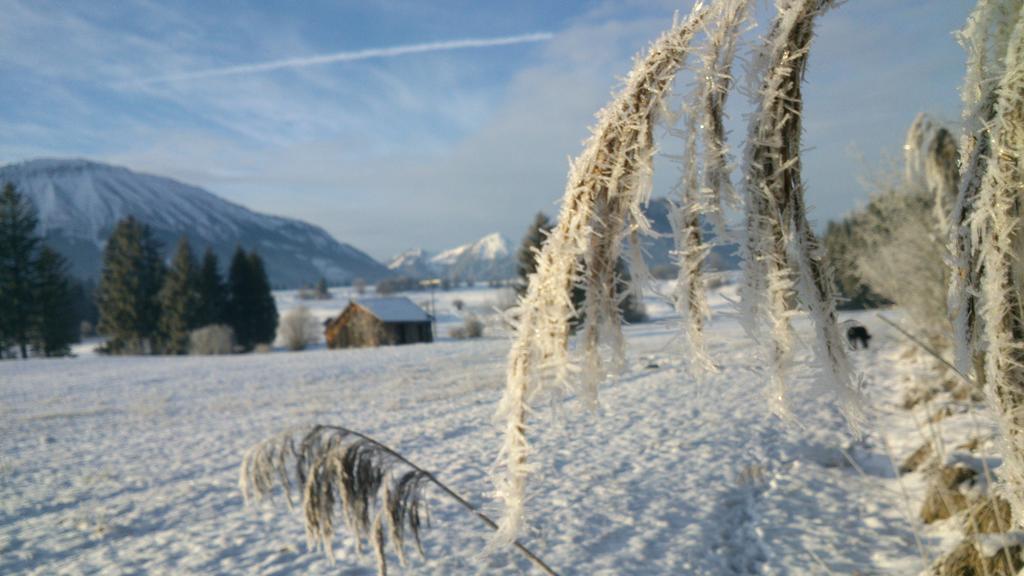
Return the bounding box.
[0,284,984,574]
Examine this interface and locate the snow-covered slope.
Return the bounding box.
[390,233,515,282]
[0,289,940,574]
[0,159,390,287]
[387,247,438,279]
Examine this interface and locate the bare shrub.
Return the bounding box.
[465,316,483,338]
[240,425,557,575]
[933,537,1024,576]
[920,463,979,523]
[278,306,320,351]
[449,316,484,340]
[855,180,950,345]
[963,495,1013,535]
[188,324,235,355]
[900,443,934,475]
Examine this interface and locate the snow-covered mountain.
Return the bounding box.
[0,159,390,287]
[386,248,437,279]
[388,233,516,282]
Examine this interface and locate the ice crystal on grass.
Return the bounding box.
[493,2,710,545]
[241,425,557,575]
[739,0,863,430]
[494,0,867,545]
[972,5,1024,527]
[668,0,752,379]
[241,426,431,572]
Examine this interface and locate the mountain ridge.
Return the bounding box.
[0,158,390,288]
[388,232,515,282]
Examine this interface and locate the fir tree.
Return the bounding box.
[196,248,226,327]
[246,251,278,347]
[0,183,40,359]
[226,247,278,350]
[516,212,551,296]
[31,246,78,357]
[314,276,329,299]
[159,237,201,354]
[97,217,165,354]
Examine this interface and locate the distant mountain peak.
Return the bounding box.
[431,233,509,266]
[0,158,390,287]
[388,233,514,282]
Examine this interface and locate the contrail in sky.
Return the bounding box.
[133,32,554,85]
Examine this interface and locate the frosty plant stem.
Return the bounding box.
[740,0,863,428]
[669,0,751,377]
[493,2,710,545]
[949,0,1024,380]
[240,425,559,575]
[972,3,1024,525]
[495,0,866,546]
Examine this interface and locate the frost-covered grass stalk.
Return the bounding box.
[240,425,558,575]
[971,4,1024,526]
[698,0,749,237]
[904,113,960,235]
[739,0,863,429]
[950,0,1024,378]
[669,0,751,377]
[495,0,868,545]
[493,3,709,545]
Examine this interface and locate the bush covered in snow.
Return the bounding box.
[277,306,320,351]
[449,316,484,340]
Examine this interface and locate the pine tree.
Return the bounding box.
[31,246,78,357]
[158,237,201,354]
[247,251,278,347]
[97,217,165,354]
[226,247,278,350]
[0,183,40,359]
[314,277,329,299]
[196,248,225,328]
[516,212,551,297]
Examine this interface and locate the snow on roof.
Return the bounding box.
[353,297,431,323]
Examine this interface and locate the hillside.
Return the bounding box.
[0,159,390,287]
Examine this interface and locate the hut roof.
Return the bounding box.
[353,297,431,323]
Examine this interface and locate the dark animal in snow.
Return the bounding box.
[847,326,871,349]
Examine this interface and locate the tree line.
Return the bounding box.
[0,183,79,357]
[97,218,278,354]
[0,182,278,358]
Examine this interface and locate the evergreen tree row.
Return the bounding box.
[0,183,79,358]
[96,217,278,355]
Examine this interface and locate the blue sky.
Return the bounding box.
[0,0,974,260]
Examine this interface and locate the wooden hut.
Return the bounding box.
[325,297,433,349]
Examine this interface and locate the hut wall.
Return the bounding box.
[325,308,434,348]
[326,307,387,349]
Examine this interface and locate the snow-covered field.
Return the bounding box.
[0,285,986,574]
